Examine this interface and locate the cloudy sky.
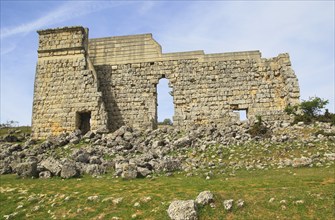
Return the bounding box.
[1,1,334,125]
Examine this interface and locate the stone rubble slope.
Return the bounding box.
[0,121,334,179]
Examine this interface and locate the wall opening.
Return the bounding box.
[156,77,174,126]
[76,112,91,134]
[233,109,248,121]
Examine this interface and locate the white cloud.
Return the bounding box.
[0,1,127,39]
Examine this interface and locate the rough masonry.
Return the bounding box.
[32,26,300,139]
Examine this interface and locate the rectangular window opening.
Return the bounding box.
[233,109,248,121]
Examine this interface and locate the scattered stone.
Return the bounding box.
[60,161,79,179]
[237,199,245,208]
[223,199,233,211]
[167,200,198,220]
[41,157,62,176]
[293,200,304,205]
[173,136,191,148]
[87,195,99,201]
[31,205,40,212]
[324,153,335,161]
[83,131,95,139]
[3,135,19,142]
[292,157,312,167]
[141,196,152,203]
[123,131,133,141]
[112,197,123,205]
[85,164,105,176]
[137,167,152,177]
[121,164,138,179]
[279,200,287,204]
[16,162,38,178]
[195,191,214,206]
[39,171,52,179]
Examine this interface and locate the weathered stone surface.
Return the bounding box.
[195,191,214,206]
[84,164,105,176]
[0,160,12,174]
[3,135,19,142]
[121,163,138,179]
[41,157,62,176]
[60,161,79,178]
[167,200,198,220]
[137,166,152,177]
[16,162,38,178]
[223,199,234,211]
[292,157,312,167]
[32,26,300,139]
[1,121,335,179]
[39,171,52,179]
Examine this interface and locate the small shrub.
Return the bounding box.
[285,97,333,125]
[300,97,328,117]
[158,118,173,126]
[248,116,271,138]
[284,104,299,115]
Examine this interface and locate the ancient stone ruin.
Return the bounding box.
[32,26,300,139]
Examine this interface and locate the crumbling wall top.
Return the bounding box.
[37,26,87,35]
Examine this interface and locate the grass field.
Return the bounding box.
[1,165,334,220]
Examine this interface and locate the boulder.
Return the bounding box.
[167,200,198,220]
[60,161,79,178]
[84,164,106,176]
[121,163,138,179]
[137,167,152,177]
[16,162,38,178]
[83,131,95,139]
[72,150,90,163]
[195,191,214,206]
[0,160,12,174]
[3,135,19,142]
[41,157,62,176]
[156,159,181,172]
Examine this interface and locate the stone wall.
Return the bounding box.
[32,26,300,138]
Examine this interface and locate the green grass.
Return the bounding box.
[0,126,31,137]
[1,166,334,219]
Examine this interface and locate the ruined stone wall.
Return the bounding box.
[32,27,108,139]
[93,52,299,131]
[32,26,300,138]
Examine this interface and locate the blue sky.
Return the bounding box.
[1,1,334,125]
